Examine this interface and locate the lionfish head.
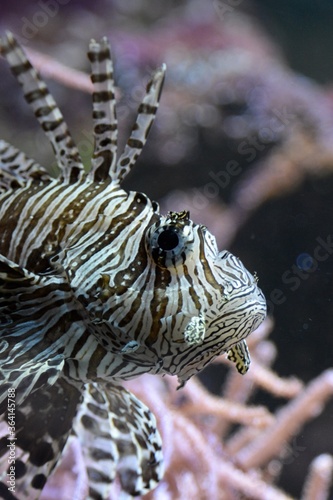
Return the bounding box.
[88,204,266,384]
[144,209,267,382]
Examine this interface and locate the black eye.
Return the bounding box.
[146,219,194,268]
[157,229,179,251]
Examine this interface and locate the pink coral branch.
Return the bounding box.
[247,359,303,398]
[26,47,94,94]
[301,454,333,500]
[236,369,333,469]
[169,376,273,427]
[216,459,293,500]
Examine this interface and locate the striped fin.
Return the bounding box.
[0,377,82,499]
[0,254,62,320]
[0,254,47,316]
[73,382,163,498]
[0,32,84,184]
[87,37,118,182]
[0,353,64,417]
[0,139,50,194]
[0,255,73,409]
[115,63,166,183]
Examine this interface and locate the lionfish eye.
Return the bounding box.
[147,222,193,268]
[157,228,179,251]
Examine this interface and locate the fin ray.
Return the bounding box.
[0,140,50,193]
[87,37,118,182]
[115,64,166,183]
[0,377,82,499]
[0,32,84,184]
[73,382,163,497]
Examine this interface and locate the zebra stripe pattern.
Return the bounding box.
[0,32,266,498]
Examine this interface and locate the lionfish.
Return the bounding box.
[0,32,266,499]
